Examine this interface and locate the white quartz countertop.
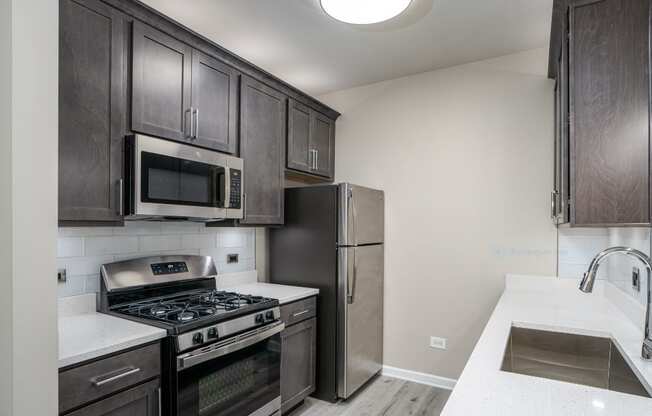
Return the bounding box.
[223,282,319,305]
[58,295,167,369]
[441,275,652,416]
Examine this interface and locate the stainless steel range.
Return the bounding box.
[99,255,283,416]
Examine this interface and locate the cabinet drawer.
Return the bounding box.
[59,342,161,414]
[280,296,317,326]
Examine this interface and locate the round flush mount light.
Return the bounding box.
[320,0,412,25]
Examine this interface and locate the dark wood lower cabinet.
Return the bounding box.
[66,379,160,416]
[280,305,317,414]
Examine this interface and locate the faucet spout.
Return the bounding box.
[580,247,652,361]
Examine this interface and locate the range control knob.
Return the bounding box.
[192,332,204,345]
[265,311,275,321]
[255,314,264,324]
[207,328,218,339]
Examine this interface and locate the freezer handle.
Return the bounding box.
[349,187,358,246]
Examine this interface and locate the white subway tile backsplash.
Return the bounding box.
[57,237,84,258]
[139,235,183,252]
[85,236,139,256]
[181,234,217,250]
[57,222,257,298]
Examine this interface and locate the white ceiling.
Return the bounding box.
[141,0,553,96]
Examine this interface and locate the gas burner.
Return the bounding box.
[114,290,276,327]
[175,311,196,322]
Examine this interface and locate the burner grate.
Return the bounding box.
[115,290,271,324]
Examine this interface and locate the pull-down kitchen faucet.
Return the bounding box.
[579,246,652,360]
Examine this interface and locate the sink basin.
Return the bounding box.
[501,326,651,398]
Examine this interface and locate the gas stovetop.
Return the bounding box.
[112,289,278,333]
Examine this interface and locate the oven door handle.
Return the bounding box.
[177,322,285,371]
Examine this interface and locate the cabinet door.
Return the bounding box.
[191,51,239,154]
[59,0,127,224]
[66,379,159,416]
[240,76,287,225]
[311,112,335,180]
[569,0,650,225]
[132,22,192,142]
[281,318,317,413]
[287,99,313,173]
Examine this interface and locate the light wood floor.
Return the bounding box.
[288,376,451,416]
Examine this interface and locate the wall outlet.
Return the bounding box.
[430,336,447,350]
[227,253,239,264]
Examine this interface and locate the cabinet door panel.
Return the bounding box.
[66,379,159,416]
[287,99,312,173]
[191,51,239,154]
[240,76,286,225]
[281,318,316,413]
[570,0,649,225]
[311,112,335,179]
[132,22,192,142]
[59,0,126,224]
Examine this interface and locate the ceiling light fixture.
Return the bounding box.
[320,0,412,25]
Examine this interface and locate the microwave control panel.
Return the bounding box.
[229,169,242,209]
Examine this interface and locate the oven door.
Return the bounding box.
[176,322,284,416]
[131,134,232,220]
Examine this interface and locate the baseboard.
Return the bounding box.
[382,365,457,390]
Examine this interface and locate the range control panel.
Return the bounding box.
[151,261,188,276]
[229,169,242,209]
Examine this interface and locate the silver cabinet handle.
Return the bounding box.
[314,150,319,171]
[292,309,310,318]
[116,179,124,216]
[185,108,193,139]
[91,367,140,387]
[193,108,199,139]
[308,149,314,170]
[158,387,162,416]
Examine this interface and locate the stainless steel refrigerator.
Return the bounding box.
[269,183,384,402]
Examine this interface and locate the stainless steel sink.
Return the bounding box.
[501,326,651,398]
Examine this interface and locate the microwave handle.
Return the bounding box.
[224,168,231,208]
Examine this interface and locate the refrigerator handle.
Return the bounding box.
[347,248,358,304]
[349,188,358,246]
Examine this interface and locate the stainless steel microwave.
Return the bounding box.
[124,134,243,221]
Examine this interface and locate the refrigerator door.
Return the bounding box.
[339,184,384,246]
[337,244,384,399]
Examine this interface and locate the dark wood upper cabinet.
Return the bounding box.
[240,76,287,225]
[287,99,313,173]
[191,51,240,154]
[132,21,192,142]
[311,112,335,179]
[59,0,127,225]
[286,99,336,181]
[568,0,650,226]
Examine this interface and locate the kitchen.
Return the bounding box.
[2,0,652,415]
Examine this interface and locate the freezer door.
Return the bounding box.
[339,184,384,246]
[337,245,384,399]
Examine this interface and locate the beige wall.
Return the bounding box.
[3,0,59,414]
[319,48,557,379]
[0,0,13,413]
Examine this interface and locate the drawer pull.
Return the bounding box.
[292,310,310,318]
[91,367,141,387]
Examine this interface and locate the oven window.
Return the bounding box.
[178,335,281,416]
[141,151,225,208]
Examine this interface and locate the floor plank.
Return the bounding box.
[288,376,451,416]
